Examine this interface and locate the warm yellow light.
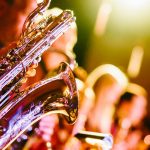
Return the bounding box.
[75,79,85,92]
[126,83,147,98]
[85,136,113,149]
[94,1,112,36]
[84,87,95,100]
[112,0,150,28]
[144,135,150,145]
[127,46,144,78]
[116,0,149,10]
[46,142,52,150]
[75,131,113,149]
[36,0,43,4]
[85,137,103,146]
[86,64,128,90]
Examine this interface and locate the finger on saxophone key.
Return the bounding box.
[26,68,37,77]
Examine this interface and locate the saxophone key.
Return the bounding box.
[20,77,28,84]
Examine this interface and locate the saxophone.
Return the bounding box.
[0,62,78,150]
[0,0,78,149]
[0,0,75,107]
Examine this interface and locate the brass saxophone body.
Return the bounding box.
[0,0,78,149]
[0,0,75,107]
[0,62,78,150]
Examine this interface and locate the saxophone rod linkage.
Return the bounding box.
[22,0,51,34]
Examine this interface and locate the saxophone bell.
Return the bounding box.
[0,62,78,150]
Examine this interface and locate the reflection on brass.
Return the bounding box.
[0,0,75,110]
[0,0,77,149]
[75,131,113,150]
[0,62,78,150]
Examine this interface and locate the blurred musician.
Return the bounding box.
[85,64,128,133]
[64,64,128,150]
[0,0,36,48]
[138,116,150,150]
[112,83,148,150]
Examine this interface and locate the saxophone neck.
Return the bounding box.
[22,0,51,35]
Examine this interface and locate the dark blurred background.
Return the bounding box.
[51,0,150,116]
